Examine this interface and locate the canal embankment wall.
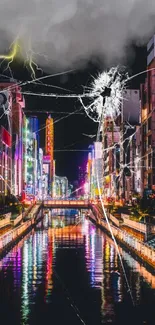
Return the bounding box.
[0,204,43,256]
[89,212,155,272]
[0,213,11,228]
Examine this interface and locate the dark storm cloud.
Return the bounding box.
[0,0,155,69]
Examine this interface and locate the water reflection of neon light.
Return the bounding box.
[90,231,95,285]
[84,223,103,288]
[33,235,37,282]
[110,246,115,264]
[120,248,155,290]
[95,236,103,286]
[21,241,29,324]
[111,271,121,303]
[45,240,53,300]
[117,276,122,302]
[14,248,22,285]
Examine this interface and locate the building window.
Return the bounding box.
[143,141,146,153]
[148,135,152,147]
[148,117,152,131]
[148,173,152,188]
[142,124,146,136]
[142,91,147,106]
[148,154,152,168]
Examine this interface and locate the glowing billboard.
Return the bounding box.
[43,155,51,163]
[45,116,54,178]
[45,116,54,161]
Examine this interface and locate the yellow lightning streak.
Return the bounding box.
[0,41,19,75]
[0,40,40,80]
[26,52,42,80]
[0,41,18,61]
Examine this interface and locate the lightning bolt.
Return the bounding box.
[0,41,18,61]
[0,41,19,74]
[0,39,42,80]
[25,38,43,79]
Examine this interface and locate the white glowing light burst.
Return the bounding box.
[82,66,128,122]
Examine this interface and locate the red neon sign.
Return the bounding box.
[1,127,12,147]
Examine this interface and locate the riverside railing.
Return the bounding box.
[0,204,41,253]
[0,213,11,229]
[121,214,147,233]
[90,212,155,267]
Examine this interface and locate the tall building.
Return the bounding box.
[134,125,142,195]
[0,81,25,197]
[0,125,12,196]
[67,183,73,198]
[119,89,140,201]
[28,117,39,195]
[45,115,54,194]
[87,142,103,199]
[22,117,38,200]
[87,146,93,197]
[102,117,120,201]
[52,160,56,197]
[12,85,25,197]
[54,176,68,198]
[78,165,86,196]
[102,89,140,202]
[42,155,51,198]
[140,34,155,196]
[22,115,27,201]
[38,148,43,199]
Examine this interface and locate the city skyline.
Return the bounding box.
[0,43,146,182]
[1,5,155,325]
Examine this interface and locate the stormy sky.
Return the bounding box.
[0,0,155,70]
[0,0,153,181]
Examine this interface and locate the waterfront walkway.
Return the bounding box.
[120,225,145,241]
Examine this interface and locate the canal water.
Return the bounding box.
[0,209,155,325]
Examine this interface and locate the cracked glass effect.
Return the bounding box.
[1,65,155,308]
[80,66,128,122]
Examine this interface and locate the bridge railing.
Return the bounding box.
[43,200,89,206]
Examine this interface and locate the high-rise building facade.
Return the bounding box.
[38,148,43,199]
[0,86,12,197]
[28,117,39,196]
[0,81,25,197]
[102,89,140,202]
[42,155,51,198]
[87,142,103,199]
[102,117,120,201]
[22,117,38,200]
[0,125,12,196]
[78,165,87,196]
[12,85,25,197]
[134,125,142,195]
[54,176,68,198]
[119,89,140,201]
[140,34,155,195]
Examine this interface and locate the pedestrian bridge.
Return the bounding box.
[43,199,89,209]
